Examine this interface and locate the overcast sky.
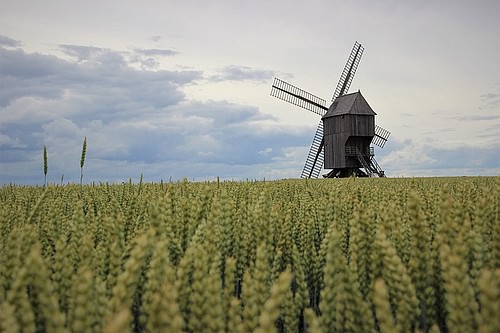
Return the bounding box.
[1,0,499,184]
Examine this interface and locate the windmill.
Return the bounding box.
[270,41,390,178]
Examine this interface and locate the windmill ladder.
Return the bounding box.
[354,148,385,177]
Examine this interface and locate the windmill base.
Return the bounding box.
[323,168,368,178]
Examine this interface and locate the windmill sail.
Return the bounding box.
[270,78,328,116]
[372,125,391,148]
[301,121,325,179]
[331,41,364,101]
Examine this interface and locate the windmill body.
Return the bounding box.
[323,91,383,177]
[270,41,390,178]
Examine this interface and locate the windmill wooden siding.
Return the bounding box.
[322,91,376,169]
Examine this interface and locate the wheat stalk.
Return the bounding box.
[43,145,48,187]
[80,137,87,186]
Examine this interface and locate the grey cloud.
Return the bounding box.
[456,114,499,121]
[0,43,201,163]
[128,48,178,70]
[181,100,276,126]
[210,65,275,82]
[1,102,313,183]
[59,45,130,72]
[427,146,499,170]
[377,138,499,177]
[0,48,76,106]
[0,42,313,184]
[480,92,499,101]
[59,44,167,70]
[0,132,26,149]
[101,101,307,167]
[59,44,107,61]
[133,48,178,57]
[0,46,201,108]
[0,47,73,79]
[0,35,21,47]
[479,93,500,111]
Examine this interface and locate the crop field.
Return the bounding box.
[0,177,498,333]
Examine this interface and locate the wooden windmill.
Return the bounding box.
[270,41,390,178]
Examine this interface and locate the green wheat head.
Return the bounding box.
[80,137,87,169]
[43,145,48,186]
[80,136,87,185]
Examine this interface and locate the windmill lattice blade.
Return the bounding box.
[271,78,329,116]
[372,125,391,148]
[331,41,364,101]
[301,121,325,179]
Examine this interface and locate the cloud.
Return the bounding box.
[0,132,26,149]
[0,49,76,107]
[377,138,499,177]
[210,65,276,82]
[0,35,21,47]
[133,48,178,57]
[0,40,313,184]
[59,44,178,70]
[479,90,500,110]
[2,33,497,184]
[59,44,109,62]
[129,48,179,70]
[455,115,499,121]
[0,45,200,107]
[258,148,273,156]
[0,47,72,80]
[480,92,499,101]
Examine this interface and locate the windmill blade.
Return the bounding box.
[331,41,364,101]
[372,125,391,148]
[271,78,329,116]
[301,121,325,178]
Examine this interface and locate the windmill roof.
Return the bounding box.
[322,91,376,118]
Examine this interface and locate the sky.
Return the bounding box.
[0,0,499,185]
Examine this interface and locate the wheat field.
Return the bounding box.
[0,177,498,333]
